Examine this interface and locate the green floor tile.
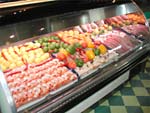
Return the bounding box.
[126,106,144,113]
[144,69,148,74]
[133,87,149,96]
[124,81,131,87]
[141,107,150,113]
[142,80,150,88]
[122,96,140,106]
[108,96,124,106]
[130,80,144,87]
[82,108,94,113]
[110,106,127,113]
[146,88,150,95]
[132,75,140,80]
[82,61,150,113]
[137,96,150,106]
[95,106,110,113]
[139,73,150,80]
[120,87,135,96]
[113,91,121,96]
[99,100,109,106]
[145,62,150,68]
[89,110,95,113]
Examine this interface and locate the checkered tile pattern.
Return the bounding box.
[83,58,150,113]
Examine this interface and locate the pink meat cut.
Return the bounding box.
[122,24,148,35]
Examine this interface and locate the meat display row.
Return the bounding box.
[5,58,77,107]
[92,30,140,54]
[121,24,149,36]
[0,13,148,109]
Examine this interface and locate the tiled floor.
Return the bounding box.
[83,58,150,113]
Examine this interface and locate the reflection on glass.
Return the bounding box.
[40,27,45,31]
[81,15,89,24]
[119,5,127,14]
[9,35,15,39]
[0,3,140,47]
[5,41,11,45]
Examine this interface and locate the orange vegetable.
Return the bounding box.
[57,52,66,61]
[87,42,95,48]
[99,44,107,54]
[68,60,76,69]
[86,49,95,60]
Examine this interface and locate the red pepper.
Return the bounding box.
[24,64,29,71]
[7,71,22,76]
[68,60,76,69]
[22,57,29,71]
[13,50,20,56]
[35,58,52,67]
[81,50,85,55]
[64,60,68,66]
[48,40,59,43]
[55,33,62,38]
[57,53,66,61]
[21,58,27,65]
[1,52,8,61]
[82,56,89,63]
[76,48,82,52]
[26,47,38,52]
[94,41,101,45]
[4,69,12,73]
[81,42,87,48]
[18,44,28,49]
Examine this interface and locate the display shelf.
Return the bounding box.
[0,1,149,113]
[0,0,50,8]
[66,71,130,113]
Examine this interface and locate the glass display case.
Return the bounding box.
[0,0,150,113]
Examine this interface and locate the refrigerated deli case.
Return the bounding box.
[0,0,150,113]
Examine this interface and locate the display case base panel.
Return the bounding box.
[66,71,129,113]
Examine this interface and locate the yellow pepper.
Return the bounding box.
[59,48,69,57]
[87,42,95,48]
[86,49,95,60]
[99,44,107,54]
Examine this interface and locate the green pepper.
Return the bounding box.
[53,48,59,53]
[60,42,65,48]
[43,47,49,52]
[55,43,60,49]
[99,30,104,34]
[49,43,55,50]
[66,45,76,55]
[42,37,49,42]
[50,36,60,40]
[42,42,48,47]
[93,48,100,56]
[51,42,56,46]
[38,39,43,44]
[74,42,81,48]
[75,58,84,67]
[63,43,68,49]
